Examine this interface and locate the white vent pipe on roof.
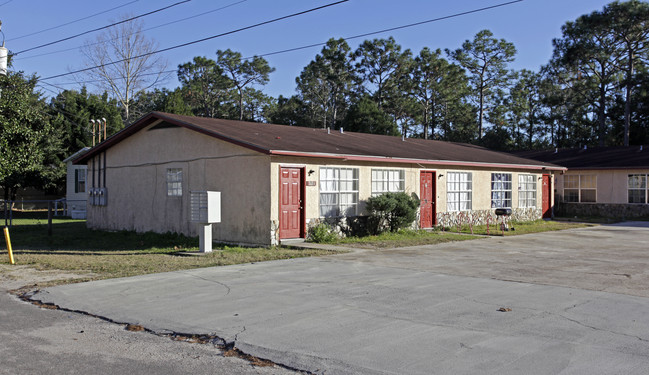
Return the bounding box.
[91,119,96,147]
[102,117,107,141]
[340,127,344,134]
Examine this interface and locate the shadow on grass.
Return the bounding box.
[7,220,199,253]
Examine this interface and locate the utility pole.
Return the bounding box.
[0,20,7,76]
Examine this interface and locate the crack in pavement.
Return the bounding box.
[556,313,649,344]
[14,290,310,374]
[178,271,231,295]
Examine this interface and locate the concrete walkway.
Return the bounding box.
[33,223,649,374]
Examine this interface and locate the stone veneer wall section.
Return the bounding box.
[436,208,542,229]
[304,207,542,239]
[557,203,649,219]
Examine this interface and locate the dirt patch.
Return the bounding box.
[224,348,275,367]
[0,264,96,291]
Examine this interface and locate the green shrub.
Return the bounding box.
[307,222,339,243]
[366,192,420,234]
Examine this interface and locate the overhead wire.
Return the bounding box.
[246,0,525,59]
[14,0,247,61]
[51,69,178,86]
[39,0,522,87]
[8,0,140,42]
[13,0,192,55]
[39,0,350,81]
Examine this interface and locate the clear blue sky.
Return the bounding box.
[1,0,613,100]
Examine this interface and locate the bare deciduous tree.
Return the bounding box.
[79,16,168,124]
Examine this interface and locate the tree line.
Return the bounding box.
[2,0,648,199]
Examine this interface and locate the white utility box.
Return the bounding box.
[190,191,221,253]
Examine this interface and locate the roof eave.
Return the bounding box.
[269,150,566,171]
[72,112,272,165]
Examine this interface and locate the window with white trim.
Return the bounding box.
[447,172,472,211]
[371,169,405,196]
[166,168,183,196]
[75,168,86,193]
[320,167,359,217]
[518,174,537,208]
[491,173,512,208]
[564,175,596,202]
[628,174,647,203]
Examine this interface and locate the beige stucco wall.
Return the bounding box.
[556,169,649,204]
[85,121,557,246]
[270,157,553,235]
[86,121,272,245]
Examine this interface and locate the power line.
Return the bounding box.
[13,0,192,55]
[38,0,521,88]
[0,0,13,7]
[48,69,178,86]
[40,0,349,81]
[247,0,525,59]
[15,0,247,61]
[8,1,140,42]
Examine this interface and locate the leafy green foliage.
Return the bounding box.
[409,47,475,140]
[307,222,339,243]
[216,49,275,121]
[177,56,233,118]
[1,72,60,199]
[366,192,420,234]
[296,38,355,129]
[49,87,124,150]
[344,95,399,135]
[447,29,517,139]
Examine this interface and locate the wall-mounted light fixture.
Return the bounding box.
[308,169,315,176]
[438,174,444,178]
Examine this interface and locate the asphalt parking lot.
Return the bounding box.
[32,222,649,374]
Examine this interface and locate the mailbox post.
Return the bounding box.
[190,191,221,253]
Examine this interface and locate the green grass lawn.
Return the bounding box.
[315,229,481,248]
[1,218,336,284]
[312,219,594,248]
[441,219,595,236]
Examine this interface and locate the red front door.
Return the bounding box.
[420,171,436,228]
[279,167,304,239]
[542,174,552,218]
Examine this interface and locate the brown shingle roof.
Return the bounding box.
[515,146,649,169]
[75,112,563,170]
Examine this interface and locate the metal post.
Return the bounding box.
[4,227,14,265]
[199,223,213,253]
[48,201,53,236]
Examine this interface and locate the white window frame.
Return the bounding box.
[166,168,183,197]
[75,168,86,194]
[447,172,472,211]
[371,169,405,196]
[564,174,596,203]
[319,167,359,217]
[518,174,537,208]
[491,173,512,208]
[628,174,648,204]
